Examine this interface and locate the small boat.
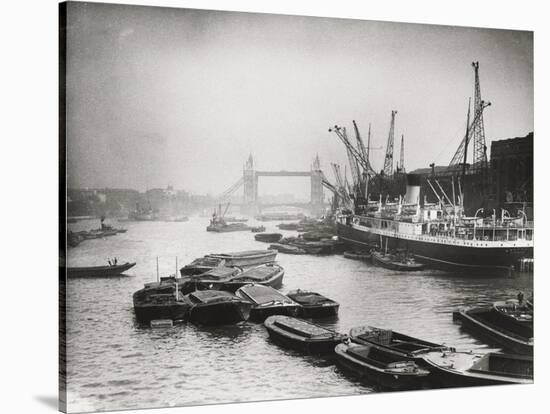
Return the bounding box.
[133,281,189,323]
[268,243,306,255]
[235,284,300,322]
[206,249,277,268]
[453,307,533,355]
[286,290,339,318]
[277,222,299,230]
[221,264,285,292]
[343,251,371,261]
[250,225,266,233]
[185,290,252,325]
[421,351,533,387]
[66,261,136,278]
[264,315,347,354]
[179,266,243,294]
[180,256,228,276]
[78,229,118,240]
[371,251,425,271]
[207,221,250,232]
[492,300,533,330]
[254,233,283,243]
[349,326,446,356]
[335,342,430,390]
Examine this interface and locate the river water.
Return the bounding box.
[65,217,533,413]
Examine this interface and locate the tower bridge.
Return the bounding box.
[218,155,327,217]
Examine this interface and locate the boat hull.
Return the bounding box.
[334,344,429,390]
[423,354,533,388]
[297,303,339,318]
[265,318,345,354]
[254,233,283,243]
[337,222,532,275]
[250,305,300,322]
[206,250,277,267]
[221,269,284,292]
[371,253,425,271]
[188,301,251,325]
[453,308,533,355]
[134,303,189,324]
[66,262,136,278]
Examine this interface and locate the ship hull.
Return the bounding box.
[337,222,532,275]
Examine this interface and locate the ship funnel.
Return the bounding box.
[403,174,421,204]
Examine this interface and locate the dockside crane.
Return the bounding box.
[216,176,244,202]
[331,162,352,207]
[382,110,397,176]
[447,62,490,178]
[329,125,377,177]
[448,100,491,174]
[471,61,489,175]
[331,126,362,196]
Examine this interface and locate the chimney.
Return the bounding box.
[404,174,421,205]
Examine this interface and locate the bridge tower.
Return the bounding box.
[310,155,324,217]
[242,154,258,215]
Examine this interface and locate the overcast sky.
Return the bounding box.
[66,2,533,197]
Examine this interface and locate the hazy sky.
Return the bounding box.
[66,2,533,197]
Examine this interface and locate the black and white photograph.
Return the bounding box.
[56,1,535,413]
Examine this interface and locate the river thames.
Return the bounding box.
[65,217,533,413]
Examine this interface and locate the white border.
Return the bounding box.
[1,1,546,413]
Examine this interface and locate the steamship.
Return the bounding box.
[336,174,533,275]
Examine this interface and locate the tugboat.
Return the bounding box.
[207,203,250,232]
[371,250,425,271]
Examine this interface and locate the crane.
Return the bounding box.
[331,163,352,207]
[216,176,244,202]
[382,110,397,176]
[471,61,489,174]
[448,100,491,173]
[329,125,377,176]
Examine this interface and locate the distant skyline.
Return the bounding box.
[66,3,533,197]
